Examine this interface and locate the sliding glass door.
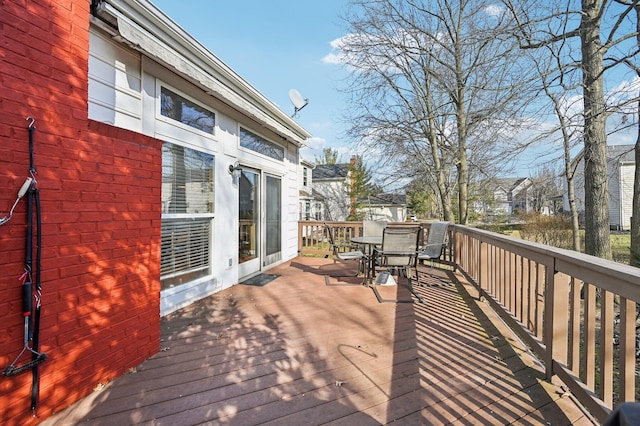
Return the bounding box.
[264,174,281,266]
[238,169,260,277]
[237,169,282,278]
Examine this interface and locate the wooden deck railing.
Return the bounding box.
[453,225,640,423]
[297,220,454,264]
[299,221,640,423]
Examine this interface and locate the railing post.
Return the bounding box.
[544,266,569,379]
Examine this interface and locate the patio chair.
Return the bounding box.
[416,221,450,285]
[363,220,387,238]
[370,225,423,303]
[324,223,367,285]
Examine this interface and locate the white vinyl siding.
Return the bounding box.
[88,30,142,129]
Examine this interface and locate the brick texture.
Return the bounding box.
[0,1,162,424]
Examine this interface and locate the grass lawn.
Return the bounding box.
[611,233,631,265]
[504,229,631,265]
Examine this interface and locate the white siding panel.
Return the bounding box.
[89,30,143,130]
[609,164,621,229]
[621,164,634,230]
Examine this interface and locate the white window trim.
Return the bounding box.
[156,80,218,140]
[238,125,285,163]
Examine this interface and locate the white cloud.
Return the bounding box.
[322,35,353,65]
[484,4,505,17]
[322,52,343,65]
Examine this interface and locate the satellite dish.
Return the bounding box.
[289,89,309,117]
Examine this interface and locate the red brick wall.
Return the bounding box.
[0,1,162,424]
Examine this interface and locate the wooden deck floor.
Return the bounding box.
[42,257,596,425]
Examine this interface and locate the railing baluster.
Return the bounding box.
[599,290,614,406]
[568,277,581,374]
[583,283,597,390]
[619,297,636,402]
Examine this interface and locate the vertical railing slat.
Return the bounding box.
[599,290,614,406]
[583,283,597,390]
[619,297,636,402]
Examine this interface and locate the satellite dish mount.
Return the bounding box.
[289,89,309,117]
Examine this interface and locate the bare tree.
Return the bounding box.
[530,165,563,213]
[504,0,640,259]
[524,43,585,250]
[618,0,640,266]
[336,0,536,224]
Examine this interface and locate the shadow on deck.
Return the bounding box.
[42,257,596,425]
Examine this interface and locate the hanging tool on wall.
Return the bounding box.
[0,177,33,226]
[2,117,47,416]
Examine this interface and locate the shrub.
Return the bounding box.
[519,213,574,250]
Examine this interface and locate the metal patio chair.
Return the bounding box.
[416,221,450,285]
[370,225,423,303]
[362,220,387,238]
[323,223,367,286]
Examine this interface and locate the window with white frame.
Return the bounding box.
[240,127,284,161]
[160,86,215,135]
[161,142,214,289]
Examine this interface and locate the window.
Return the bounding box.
[160,86,215,134]
[303,167,308,186]
[161,142,214,289]
[240,127,284,161]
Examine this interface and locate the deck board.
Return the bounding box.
[41,257,596,425]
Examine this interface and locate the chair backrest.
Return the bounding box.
[324,222,347,256]
[422,221,450,257]
[324,222,334,243]
[363,220,387,237]
[380,226,422,266]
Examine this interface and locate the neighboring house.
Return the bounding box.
[312,161,353,221]
[474,177,534,216]
[359,193,408,222]
[298,159,324,220]
[567,144,634,231]
[310,158,408,222]
[1,1,310,424]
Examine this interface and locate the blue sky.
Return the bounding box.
[151,0,351,163]
[150,1,638,178]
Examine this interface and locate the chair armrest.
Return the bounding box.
[418,243,445,258]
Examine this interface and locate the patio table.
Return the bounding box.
[351,236,382,283]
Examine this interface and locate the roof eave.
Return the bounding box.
[96,0,312,145]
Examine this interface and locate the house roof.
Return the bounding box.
[492,177,530,193]
[359,193,407,206]
[313,164,350,180]
[607,145,635,162]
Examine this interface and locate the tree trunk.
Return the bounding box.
[567,176,581,251]
[580,0,611,259]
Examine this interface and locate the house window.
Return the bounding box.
[160,86,215,134]
[304,200,311,220]
[240,127,284,161]
[303,167,308,186]
[161,142,214,289]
